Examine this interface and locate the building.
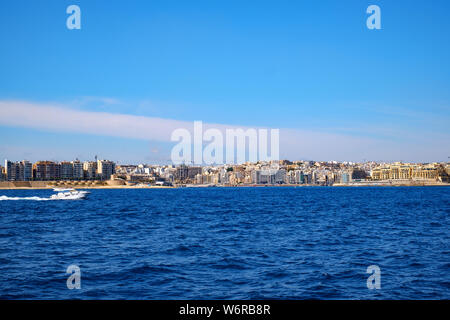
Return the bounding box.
[4,160,32,181]
[83,161,97,180]
[20,160,32,181]
[33,161,61,180]
[175,165,202,182]
[286,170,296,184]
[176,165,188,180]
[295,170,305,184]
[411,165,439,180]
[341,172,351,184]
[60,162,74,180]
[97,160,116,180]
[370,163,447,181]
[252,169,286,184]
[351,168,367,180]
[0,165,5,181]
[4,160,15,180]
[72,160,84,180]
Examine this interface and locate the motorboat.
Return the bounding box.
[50,190,89,200]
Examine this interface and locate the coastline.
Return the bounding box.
[0,182,449,190]
[0,185,175,190]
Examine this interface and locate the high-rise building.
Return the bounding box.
[72,160,84,180]
[97,160,116,180]
[175,165,202,181]
[252,170,261,184]
[20,160,32,181]
[175,165,189,180]
[4,160,32,181]
[0,165,5,181]
[33,161,61,180]
[341,172,350,184]
[83,161,97,180]
[60,162,74,180]
[188,167,202,179]
[252,169,285,184]
[294,170,305,184]
[4,160,15,181]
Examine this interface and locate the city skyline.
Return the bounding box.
[1,157,449,186]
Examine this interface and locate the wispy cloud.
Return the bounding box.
[0,100,448,162]
[0,100,186,141]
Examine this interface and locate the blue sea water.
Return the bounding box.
[0,186,448,300]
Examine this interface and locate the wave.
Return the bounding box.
[0,195,52,201]
[0,190,88,201]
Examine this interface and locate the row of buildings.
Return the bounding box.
[114,160,450,186]
[370,163,449,181]
[0,159,116,181]
[2,158,449,185]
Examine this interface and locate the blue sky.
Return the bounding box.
[0,0,449,163]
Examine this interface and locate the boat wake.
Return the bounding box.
[0,190,89,201]
[0,195,52,201]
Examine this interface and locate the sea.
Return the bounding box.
[0,186,448,299]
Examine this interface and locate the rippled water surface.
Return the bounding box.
[0,187,449,299]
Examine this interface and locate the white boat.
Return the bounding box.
[50,190,88,200]
[53,187,75,192]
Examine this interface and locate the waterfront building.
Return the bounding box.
[252,169,286,184]
[295,170,305,184]
[351,169,367,180]
[175,164,188,181]
[303,173,311,184]
[341,172,351,184]
[212,173,220,184]
[72,160,84,180]
[33,161,61,180]
[371,163,444,181]
[276,169,286,184]
[411,164,439,180]
[188,166,202,179]
[97,160,116,180]
[20,160,32,181]
[220,170,229,184]
[228,172,238,185]
[4,160,15,180]
[286,170,296,184]
[251,170,262,184]
[83,161,97,180]
[175,165,202,182]
[4,160,32,181]
[60,162,74,180]
[330,172,340,183]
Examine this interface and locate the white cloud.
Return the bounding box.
[0,100,186,141]
[0,100,448,162]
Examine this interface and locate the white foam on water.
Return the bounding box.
[0,190,88,201]
[0,195,51,201]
